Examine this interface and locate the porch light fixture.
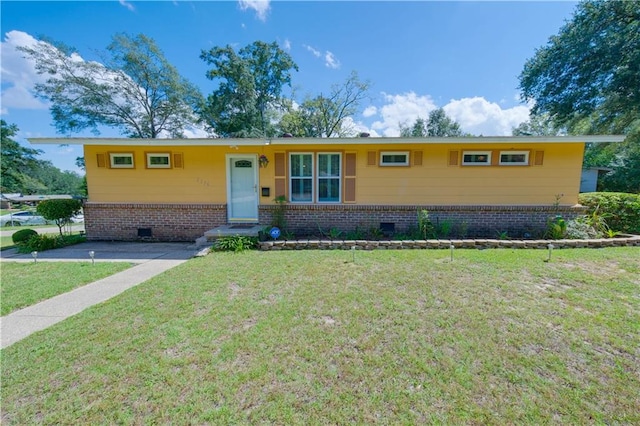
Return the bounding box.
[31,251,38,263]
[259,155,269,168]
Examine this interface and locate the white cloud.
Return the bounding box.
[304,44,321,58]
[119,0,135,12]
[304,44,341,69]
[362,92,530,137]
[283,39,291,51]
[362,106,377,118]
[324,51,340,69]
[0,30,49,113]
[238,0,270,21]
[443,97,530,136]
[369,92,437,137]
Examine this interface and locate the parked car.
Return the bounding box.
[0,211,50,227]
[70,213,84,223]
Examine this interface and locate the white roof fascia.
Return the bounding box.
[28,135,626,146]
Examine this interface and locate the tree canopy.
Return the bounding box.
[400,108,464,137]
[278,71,370,137]
[1,120,84,195]
[1,120,43,193]
[519,0,640,192]
[200,41,298,138]
[519,0,639,134]
[19,33,204,138]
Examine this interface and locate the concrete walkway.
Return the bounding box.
[1,242,202,349]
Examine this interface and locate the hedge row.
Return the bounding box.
[578,192,640,234]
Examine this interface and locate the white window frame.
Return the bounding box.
[146,153,171,169]
[317,152,342,204]
[109,153,134,169]
[462,151,491,166]
[380,151,409,166]
[289,153,314,203]
[499,151,529,166]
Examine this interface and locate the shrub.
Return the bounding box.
[565,217,599,239]
[579,192,640,234]
[18,234,60,253]
[16,233,87,253]
[417,210,436,239]
[12,228,38,245]
[36,199,83,236]
[544,215,567,239]
[213,235,258,252]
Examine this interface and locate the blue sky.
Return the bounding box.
[1,0,578,174]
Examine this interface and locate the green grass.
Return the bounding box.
[0,236,15,250]
[1,248,639,424]
[0,262,133,315]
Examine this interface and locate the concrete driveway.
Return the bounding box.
[1,241,202,262]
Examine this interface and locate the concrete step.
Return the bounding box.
[203,224,263,241]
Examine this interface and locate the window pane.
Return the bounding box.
[291,154,312,177]
[501,153,527,163]
[318,154,340,177]
[318,178,340,202]
[462,152,490,164]
[150,156,169,165]
[291,178,312,202]
[114,156,132,165]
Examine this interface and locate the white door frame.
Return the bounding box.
[226,154,259,222]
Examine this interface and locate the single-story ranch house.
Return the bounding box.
[30,135,624,241]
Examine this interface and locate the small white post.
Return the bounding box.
[89,250,95,265]
[351,245,356,263]
[547,244,554,262]
[31,251,38,263]
[450,244,454,262]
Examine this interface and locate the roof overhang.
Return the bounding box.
[28,135,627,146]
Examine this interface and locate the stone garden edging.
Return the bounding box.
[259,235,640,251]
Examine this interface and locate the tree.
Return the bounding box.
[200,41,298,137]
[279,71,371,138]
[19,33,204,138]
[36,198,82,236]
[400,108,464,137]
[512,113,563,136]
[519,1,640,192]
[1,120,43,193]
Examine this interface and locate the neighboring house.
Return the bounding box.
[30,136,624,241]
[0,193,73,209]
[580,167,612,193]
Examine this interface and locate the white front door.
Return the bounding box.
[227,155,259,222]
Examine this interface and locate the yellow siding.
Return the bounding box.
[85,142,584,206]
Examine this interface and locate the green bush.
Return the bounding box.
[18,234,60,253]
[213,235,258,252]
[17,233,87,253]
[579,192,640,234]
[12,228,38,244]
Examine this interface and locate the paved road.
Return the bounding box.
[0,241,205,348]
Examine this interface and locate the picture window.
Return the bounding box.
[289,153,341,203]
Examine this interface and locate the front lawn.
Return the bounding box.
[1,248,639,424]
[1,262,133,315]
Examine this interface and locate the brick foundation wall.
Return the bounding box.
[84,202,586,241]
[84,203,227,242]
[259,204,586,239]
